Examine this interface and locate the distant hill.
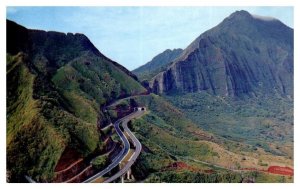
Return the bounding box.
[133,48,183,81]
[150,10,293,98]
[6,20,146,182]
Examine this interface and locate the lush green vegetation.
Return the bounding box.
[109,95,223,180]
[7,51,144,182]
[7,53,66,181]
[164,92,293,157]
[255,172,293,183]
[130,112,291,183]
[109,94,292,183]
[144,170,292,183]
[6,20,146,182]
[108,94,217,180]
[91,155,110,170]
[132,116,218,159]
[124,94,211,139]
[7,20,293,183]
[145,171,244,183]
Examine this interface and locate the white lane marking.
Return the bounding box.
[85,110,145,183]
[118,121,131,163]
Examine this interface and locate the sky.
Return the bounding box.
[6,7,293,70]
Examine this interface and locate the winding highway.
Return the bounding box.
[83,109,145,183]
[104,110,144,183]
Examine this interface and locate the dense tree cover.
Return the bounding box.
[91,155,110,170]
[6,20,146,182]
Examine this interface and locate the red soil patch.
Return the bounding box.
[267,166,293,176]
[53,161,87,182]
[54,147,83,172]
[65,165,94,183]
[53,140,118,182]
[53,147,88,182]
[240,166,293,177]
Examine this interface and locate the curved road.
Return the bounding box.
[83,109,145,183]
[104,110,144,183]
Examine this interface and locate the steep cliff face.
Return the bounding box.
[133,48,183,81]
[150,10,293,98]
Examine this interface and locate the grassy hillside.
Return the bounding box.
[144,170,292,183]
[7,53,67,181]
[164,92,293,158]
[6,20,146,182]
[107,94,292,182]
[51,51,145,125]
[7,52,102,182]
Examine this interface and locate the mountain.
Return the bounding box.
[6,20,146,182]
[150,10,293,98]
[6,9,294,183]
[144,11,293,162]
[133,48,183,81]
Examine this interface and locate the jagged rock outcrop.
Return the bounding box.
[150,10,293,98]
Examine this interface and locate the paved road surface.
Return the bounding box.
[103,110,144,183]
[83,110,144,183]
